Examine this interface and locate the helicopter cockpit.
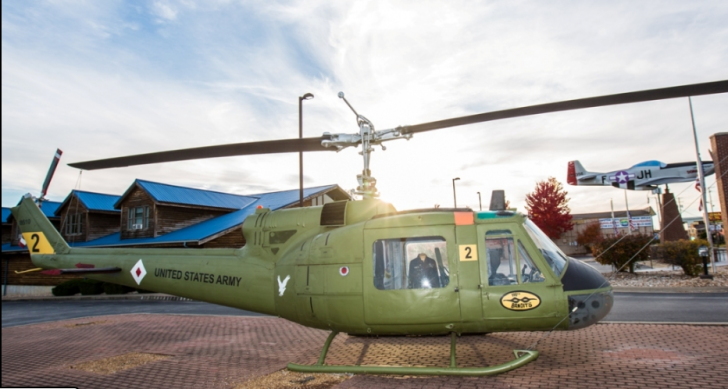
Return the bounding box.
[522,219,567,276]
[485,229,547,286]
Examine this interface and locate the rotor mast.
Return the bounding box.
[321,92,413,199]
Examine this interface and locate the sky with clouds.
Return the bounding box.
[2,0,727,223]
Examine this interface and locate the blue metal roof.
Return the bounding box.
[56,190,121,215]
[116,180,259,210]
[39,201,61,219]
[2,184,343,251]
[11,198,61,219]
[2,208,11,224]
[70,184,339,247]
[76,191,121,212]
[2,242,26,253]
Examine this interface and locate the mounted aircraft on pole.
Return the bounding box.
[567,159,715,191]
[11,80,728,376]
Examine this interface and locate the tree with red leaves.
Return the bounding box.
[525,177,573,239]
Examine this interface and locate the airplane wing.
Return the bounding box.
[639,177,691,186]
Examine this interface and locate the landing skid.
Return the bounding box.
[287,331,539,377]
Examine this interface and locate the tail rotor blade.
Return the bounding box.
[41,149,63,198]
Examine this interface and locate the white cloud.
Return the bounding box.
[2,0,727,222]
[151,1,179,21]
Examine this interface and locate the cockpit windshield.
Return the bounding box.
[523,219,568,277]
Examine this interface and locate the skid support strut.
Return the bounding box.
[287,332,539,377]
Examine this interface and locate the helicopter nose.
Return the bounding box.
[560,258,614,330]
[566,289,614,330]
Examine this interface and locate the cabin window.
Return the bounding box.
[65,213,83,235]
[518,241,545,283]
[523,219,567,277]
[127,206,150,230]
[373,236,450,290]
[485,230,518,286]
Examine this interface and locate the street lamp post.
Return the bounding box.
[477,191,482,211]
[299,93,314,207]
[452,177,460,208]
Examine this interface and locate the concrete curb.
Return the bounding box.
[601,321,728,326]
[612,286,728,293]
[1,293,194,302]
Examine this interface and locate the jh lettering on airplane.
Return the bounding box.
[635,170,652,180]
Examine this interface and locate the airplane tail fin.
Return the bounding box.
[567,160,587,185]
[11,195,70,256]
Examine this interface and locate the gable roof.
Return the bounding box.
[56,190,121,215]
[36,201,62,219]
[2,208,11,224]
[11,198,62,220]
[71,184,343,248]
[115,179,258,210]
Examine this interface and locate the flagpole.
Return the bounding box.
[611,198,618,237]
[624,190,633,233]
[689,97,716,274]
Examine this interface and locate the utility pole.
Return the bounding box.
[689,96,716,275]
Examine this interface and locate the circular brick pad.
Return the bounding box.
[2,315,727,388]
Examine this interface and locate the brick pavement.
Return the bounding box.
[2,315,727,388]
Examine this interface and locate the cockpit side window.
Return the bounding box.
[518,241,545,283]
[485,230,517,286]
[373,236,450,290]
[523,219,568,277]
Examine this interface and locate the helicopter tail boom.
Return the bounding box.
[12,195,71,256]
[11,196,278,315]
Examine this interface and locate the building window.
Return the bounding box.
[65,213,83,235]
[127,206,150,230]
[311,194,333,206]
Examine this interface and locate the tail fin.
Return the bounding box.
[567,160,589,185]
[11,195,70,256]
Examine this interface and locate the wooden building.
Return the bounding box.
[2,208,11,244]
[56,190,121,243]
[2,181,351,296]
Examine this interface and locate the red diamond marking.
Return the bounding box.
[136,268,142,277]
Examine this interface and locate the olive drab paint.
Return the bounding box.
[12,196,613,337]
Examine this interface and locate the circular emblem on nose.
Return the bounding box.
[339,266,349,276]
[500,291,541,311]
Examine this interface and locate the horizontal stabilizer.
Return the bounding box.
[577,174,597,181]
[40,267,122,275]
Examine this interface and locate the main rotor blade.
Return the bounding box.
[69,136,332,170]
[400,80,728,134]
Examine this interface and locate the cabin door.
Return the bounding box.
[476,224,559,332]
[363,227,460,325]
